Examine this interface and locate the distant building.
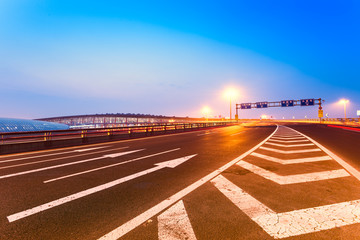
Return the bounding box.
[0,118,69,133]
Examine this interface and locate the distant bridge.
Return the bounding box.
[38,113,219,128]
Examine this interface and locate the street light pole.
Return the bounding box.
[224,87,238,120]
[340,99,349,121]
[230,97,232,120]
[344,101,347,119]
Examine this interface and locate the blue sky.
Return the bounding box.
[1,0,359,119]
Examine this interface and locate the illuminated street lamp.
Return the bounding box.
[339,99,349,119]
[224,88,238,120]
[201,106,211,120]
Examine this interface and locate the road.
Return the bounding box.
[1,123,360,239]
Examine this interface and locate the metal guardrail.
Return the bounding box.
[277,118,360,127]
[0,121,236,145]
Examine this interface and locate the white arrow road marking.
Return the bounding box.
[267,139,310,143]
[0,148,140,180]
[212,175,360,239]
[158,200,197,240]
[250,152,332,164]
[0,147,129,170]
[44,148,181,183]
[96,126,279,240]
[237,160,350,184]
[7,154,197,223]
[259,146,321,154]
[0,146,110,164]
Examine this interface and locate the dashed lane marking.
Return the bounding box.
[197,132,213,136]
[259,146,321,154]
[0,148,138,180]
[0,146,110,164]
[158,200,197,240]
[44,148,181,183]
[7,155,197,223]
[230,131,244,136]
[212,174,360,239]
[73,147,109,152]
[0,147,130,170]
[265,142,314,147]
[96,126,279,240]
[236,160,350,184]
[250,152,332,164]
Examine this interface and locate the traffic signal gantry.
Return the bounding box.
[235,98,324,121]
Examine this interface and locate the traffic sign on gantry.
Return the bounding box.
[236,98,324,120]
[281,100,294,107]
[240,103,252,109]
[256,102,268,108]
[300,99,315,106]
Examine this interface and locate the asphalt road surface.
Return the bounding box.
[1,123,360,240]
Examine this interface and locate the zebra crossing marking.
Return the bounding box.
[212,174,360,239]
[259,146,321,154]
[250,152,332,164]
[236,160,350,184]
[158,200,197,240]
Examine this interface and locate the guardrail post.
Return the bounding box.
[44,132,51,141]
[107,129,113,139]
[81,130,88,143]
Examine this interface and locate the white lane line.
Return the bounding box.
[250,152,332,164]
[0,151,76,164]
[236,160,349,184]
[287,126,360,182]
[197,132,213,136]
[0,143,114,160]
[265,142,314,147]
[44,148,181,183]
[230,131,244,136]
[7,155,197,223]
[0,147,129,170]
[259,146,321,154]
[0,148,141,180]
[0,146,108,164]
[73,147,109,152]
[158,200,197,240]
[267,139,310,143]
[212,175,360,239]
[96,126,279,240]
